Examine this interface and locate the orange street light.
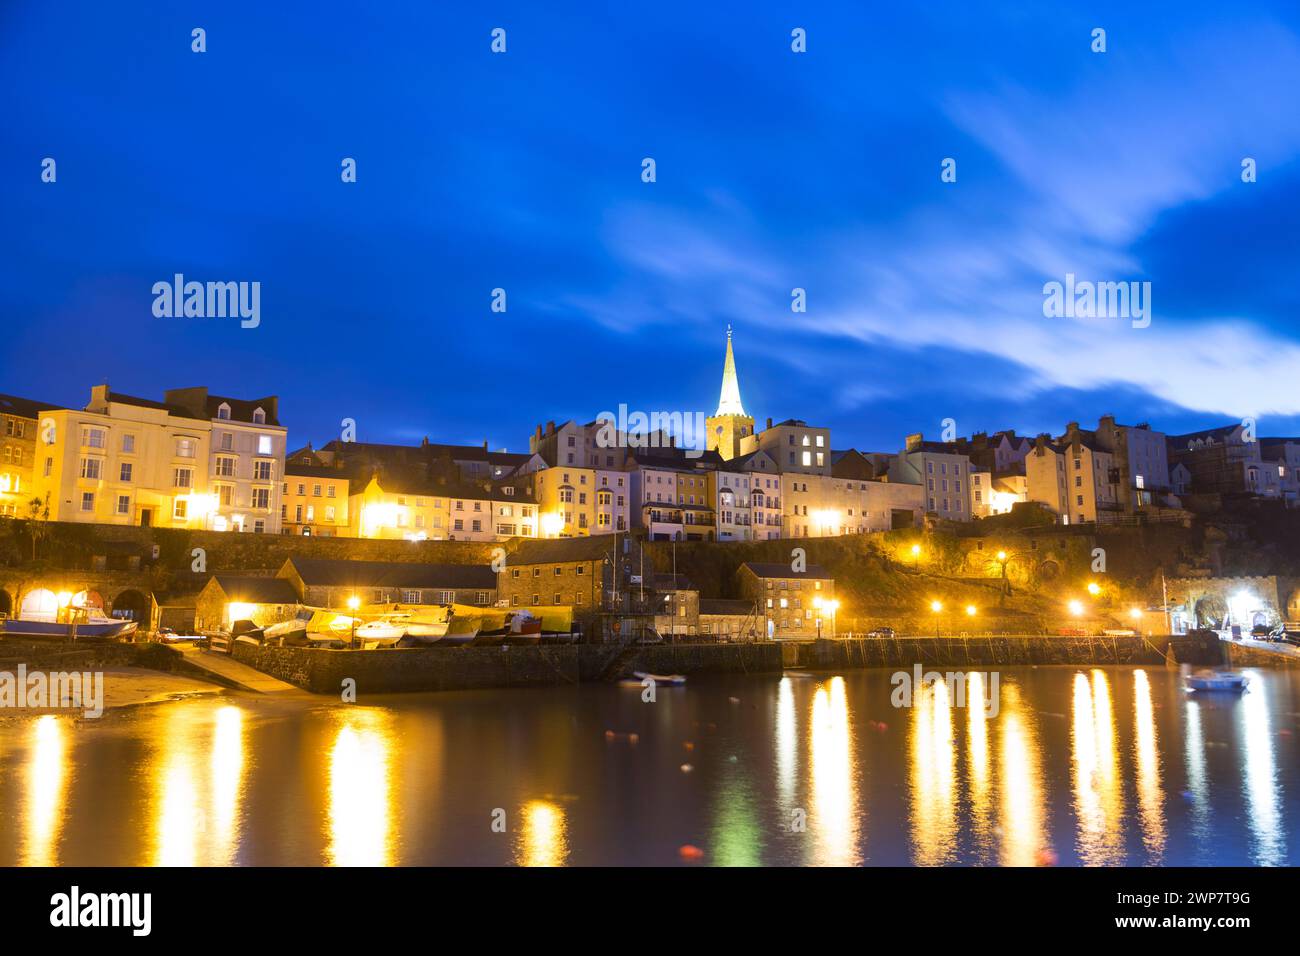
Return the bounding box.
[1068,599,1085,617]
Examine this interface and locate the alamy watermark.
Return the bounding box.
[0,665,104,718]
[890,664,1000,718]
[152,273,260,328]
[1042,273,1151,329]
[594,405,707,459]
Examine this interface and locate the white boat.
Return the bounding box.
[632,670,686,686]
[1185,669,1249,693]
[354,617,407,646]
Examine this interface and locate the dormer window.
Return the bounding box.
[217,403,231,420]
[252,407,266,424]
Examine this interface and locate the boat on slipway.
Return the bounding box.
[1,607,137,642]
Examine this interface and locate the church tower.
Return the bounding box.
[706,326,755,461]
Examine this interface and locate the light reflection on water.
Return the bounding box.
[0,665,1294,866]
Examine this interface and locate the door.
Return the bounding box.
[139,508,152,527]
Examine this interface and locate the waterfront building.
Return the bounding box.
[889,433,974,521]
[1167,424,1282,499]
[194,574,301,633]
[282,446,352,536]
[496,535,645,612]
[1026,428,1118,525]
[32,385,283,532]
[716,449,782,541]
[737,561,836,639]
[699,597,761,640]
[277,557,496,609]
[532,465,629,537]
[1260,438,1300,505]
[0,394,63,518]
[627,449,720,541]
[163,387,287,533]
[1092,415,1171,511]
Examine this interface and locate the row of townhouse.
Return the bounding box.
[1,386,287,533]
[9,333,1295,543]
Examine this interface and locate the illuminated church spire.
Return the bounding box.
[715,325,746,417]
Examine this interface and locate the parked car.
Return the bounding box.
[1251,623,1273,639]
[867,627,896,639]
[1276,629,1300,648]
[155,627,203,645]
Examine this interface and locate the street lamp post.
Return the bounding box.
[347,595,360,649]
[930,600,943,638]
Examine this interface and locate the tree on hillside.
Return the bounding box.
[23,494,50,563]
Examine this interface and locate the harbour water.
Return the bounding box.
[0,665,1294,866]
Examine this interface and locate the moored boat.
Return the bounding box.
[503,610,542,646]
[440,611,481,646]
[355,616,407,647]
[1,608,137,642]
[632,670,686,686]
[1185,669,1249,693]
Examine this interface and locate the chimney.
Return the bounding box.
[766,417,773,430]
[483,439,488,450]
[546,421,556,436]
[535,424,543,441]
[905,433,923,452]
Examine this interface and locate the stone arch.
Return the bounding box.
[20,588,59,621]
[0,588,12,617]
[1194,595,1226,629]
[110,589,151,625]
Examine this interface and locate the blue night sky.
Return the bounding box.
[3,2,1299,454]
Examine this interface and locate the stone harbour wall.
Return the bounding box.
[792,632,1222,670]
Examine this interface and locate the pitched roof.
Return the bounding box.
[508,536,632,565]
[0,394,66,419]
[284,557,496,590]
[740,561,832,580]
[211,575,300,605]
[700,598,757,616]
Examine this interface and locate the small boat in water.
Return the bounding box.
[1185,669,1250,693]
[2,608,137,642]
[632,670,686,686]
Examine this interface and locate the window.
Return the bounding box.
[122,434,135,454]
[253,519,265,533]
[173,467,193,488]
[253,460,273,481]
[327,485,336,498]
[116,495,130,515]
[326,506,336,521]
[44,457,52,478]
[258,435,272,455]
[252,487,271,510]
[403,591,421,604]
[220,432,233,451]
[80,458,102,480]
[253,408,266,424]
[81,492,94,512]
[218,485,233,507]
[176,437,196,458]
[306,505,315,521]
[119,462,133,483]
[173,498,187,520]
[217,403,231,420]
[216,456,235,477]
